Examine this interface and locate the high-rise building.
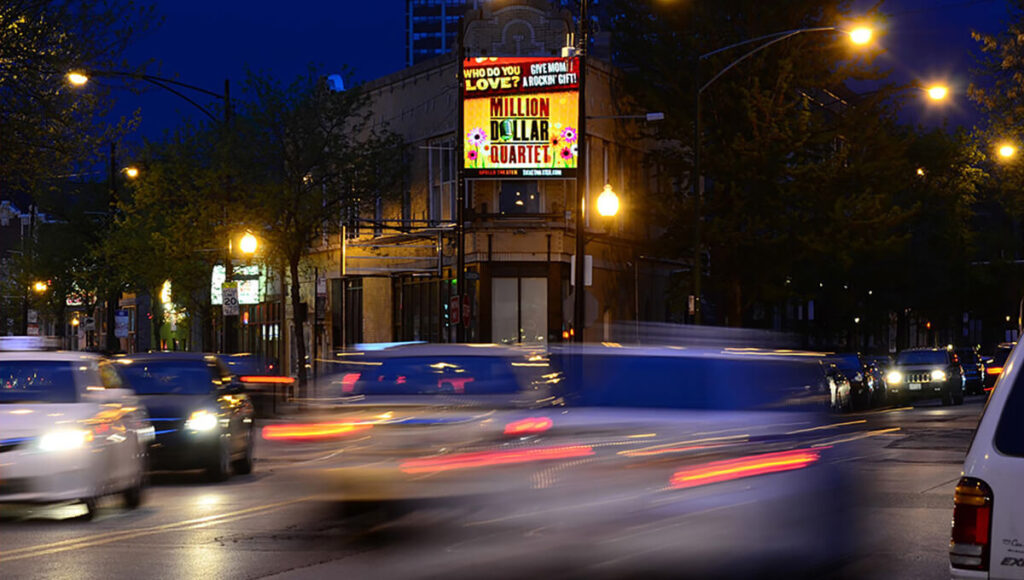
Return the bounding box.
[406,0,476,66]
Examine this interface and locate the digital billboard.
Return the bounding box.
[463,56,579,178]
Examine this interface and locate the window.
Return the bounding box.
[499,181,540,214]
[492,277,547,344]
[428,138,455,223]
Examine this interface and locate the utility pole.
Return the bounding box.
[572,0,589,343]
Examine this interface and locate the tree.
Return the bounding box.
[223,68,405,392]
[0,0,155,197]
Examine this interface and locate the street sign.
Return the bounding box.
[114,310,130,338]
[569,255,593,286]
[450,295,460,325]
[462,295,470,327]
[222,283,239,316]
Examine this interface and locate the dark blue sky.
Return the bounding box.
[112,0,1008,145]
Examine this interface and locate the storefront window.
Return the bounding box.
[492,277,547,344]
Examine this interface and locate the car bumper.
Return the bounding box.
[149,430,221,470]
[0,448,99,503]
[888,381,948,399]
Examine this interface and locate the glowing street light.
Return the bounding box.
[66,71,89,86]
[596,184,620,217]
[32,281,48,293]
[124,166,139,179]
[999,143,1017,160]
[849,26,873,45]
[239,232,259,255]
[926,85,949,101]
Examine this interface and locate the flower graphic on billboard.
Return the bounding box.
[466,127,488,167]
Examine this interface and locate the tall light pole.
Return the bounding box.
[572,0,590,342]
[690,24,873,325]
[69,69,236,351]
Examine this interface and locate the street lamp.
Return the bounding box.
[998,143,1017,160]
[239,232,259,255]
[33,281,48,293]
[690,23,875,324]
[926,85,949,101]
[596,184,620,217]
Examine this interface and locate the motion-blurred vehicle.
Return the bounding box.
[950,340,1022,578]
[279,343,857,577]
[821,359,852,412]
[956,346,986,395]
[218,353,293,417]
[983,342,1015,393]
[826,352,882,409]
[117,352,255,481]
[0,337,153,519]
[885,347,964,405]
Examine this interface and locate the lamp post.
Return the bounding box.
[69,69,236,351]
[690,24,874,325]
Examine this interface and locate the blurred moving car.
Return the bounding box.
[219,353,293,417]
[0,337,153,519]
[117,352,255,481]
[281,343,857,577]
[885,347,964,405]
[827,352,882,410]
[956,346,986,395]
[821,360,852,412]
[950,341,1022,578]
[983,342,1015,393]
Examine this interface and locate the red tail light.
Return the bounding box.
[240,375,295,384]
[669,447,824,490]
[986,367,1003,375]
[400,444,593,474]
[504,417,553,436]
[340,373,361,394]
[950,477,993,571]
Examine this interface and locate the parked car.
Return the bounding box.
[956,346,986,395]
[885,347,964,405]
[983,342,1015,392]
[821,360,853,412]
[116,352,255,481]
[950,340,1023,578]
[826,353,883,409]
[0,337,153,519]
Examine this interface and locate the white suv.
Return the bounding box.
[951,341,1024,578]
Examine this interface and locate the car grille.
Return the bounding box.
[906,372,936,383]
[149,417,184,436]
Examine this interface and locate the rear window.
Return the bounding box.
[956,349,979,364]
[995,359,1024,457]
[344,356,523,395]
[896,350,948,365]
[828,354,862,374]
[119,360,217,395]
[0,361,81,403]
[992,348,1012,367]
[551,353,827,411]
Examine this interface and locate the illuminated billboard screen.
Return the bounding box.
[463,56,579,178]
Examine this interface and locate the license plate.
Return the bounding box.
[909,383,922,391]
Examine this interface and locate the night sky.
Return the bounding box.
[110,0,1008,146]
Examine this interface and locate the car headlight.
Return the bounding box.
[185,410,219,431]
[886,370,903,385]
[39,429,93,452]
[931,369,948,382]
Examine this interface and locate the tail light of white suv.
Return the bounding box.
[950,476,994,571]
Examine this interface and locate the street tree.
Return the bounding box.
[220,68,405,391]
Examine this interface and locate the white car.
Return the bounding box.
[951,340,1024,578]
[0,338,154,520]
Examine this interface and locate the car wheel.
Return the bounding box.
[206,437,231,482]
[80,496,99,521]
[953,384,965,405]
[124,452,148,509]
[941,386,953,406]
[232,429,254,475]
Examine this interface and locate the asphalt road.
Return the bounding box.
[0,397,984,579]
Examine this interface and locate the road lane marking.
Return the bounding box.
[786,419,866,434]
[813,427,901,447]
[1,496,313,562]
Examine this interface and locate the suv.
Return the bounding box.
[886,347,964,405]
[950,341,1023,577]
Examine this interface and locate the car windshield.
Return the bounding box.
[0,361,80,404]
[992,347,1013,367]
[118,360,216,395]
[896,351,947,365]
[343,356,524,395]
